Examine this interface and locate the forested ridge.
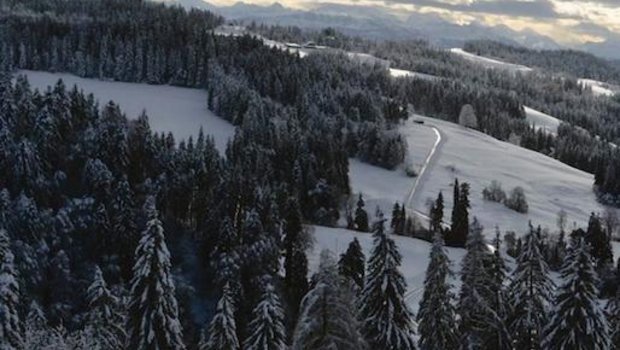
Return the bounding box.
[0,1,618,349]
[251,23,620,203]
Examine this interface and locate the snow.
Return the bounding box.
[389,68,438,81]
[578,78,618,97]
[18,70,235,152]
[524,106,561,134]
[449,48,533,73]
[349,116,614,236]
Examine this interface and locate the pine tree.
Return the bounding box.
[127,196,185,350]
[359,213,416,349]
[486,230,511,349]
[200,283,239,350]
[543,238,611,350]
[0,229,21,350]
[417,232,458,350]
[585,212,613,269]
[607,286,620,348]
[338,238,365,291]
[86,265,126,350]
[243,282,286,350]
[391,202,404,235]
[458,218,503,349]
[292,250,366,350]
[354,194,369,232]
[507,226,554,350]
[283,197,308,331]
[430,191,444,234]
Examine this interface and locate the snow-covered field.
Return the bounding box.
[18,70,235,152]
[524,106,561,134]
[389,68,438,81]
[450,48,533,73]
[579,78,619,97]
[350,115,612,235]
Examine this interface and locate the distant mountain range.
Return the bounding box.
[162,0,620,59]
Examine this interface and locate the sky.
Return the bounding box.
[208,0,620,45]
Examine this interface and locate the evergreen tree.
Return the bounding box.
[354,194,369,232]
[449,180,470,247]
[429,191,444,234]
[243,282,286,350]
[292,250,366,350]
[488,230,511,349]
[359,213,416,349]
[417,232,458,350]
[283,197,308,332]
[127,196,185,350]
[607,286,620,348]
[458,218,505,349]
[391,202,405,235]
[0,229,21,350]
[507,226,554,350]
[200,283,239,350]
[338,238,365,291]
[543,238,611,350]
[86,265,126,350]
[585,212,613,269]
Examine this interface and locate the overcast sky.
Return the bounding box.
[209,0,620,45]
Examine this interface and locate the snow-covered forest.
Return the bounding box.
[0,0,619,349]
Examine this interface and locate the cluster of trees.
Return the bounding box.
[482,181,529,213]
[464,40,620,85]
[419,218,620,350]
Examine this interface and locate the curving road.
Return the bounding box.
[404,117,446,222]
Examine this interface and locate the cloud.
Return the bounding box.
[382,0,564,19]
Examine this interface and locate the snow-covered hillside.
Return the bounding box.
[19,70,235,151]
[450,48,533,73]
[579,78,619,97]
[350,115,613,235]
[524,106,561,134]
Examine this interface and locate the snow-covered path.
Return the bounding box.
[404,118,444,222]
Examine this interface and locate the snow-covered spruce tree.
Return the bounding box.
[359,213,417,350]
[458,218,508,349]
[607,286,620,347]
[338,237,365,291]
[86,265,126,349]
[417,232,458,350]
[0,229,21,350]
[507,226,554,350]
[283,197,309,331]
[543,238,611,350]
[127,196,185,350]
[354,193,369,232]
[487,230,511,349]
[200,282,239,350]
[243,282,286,350]
[292,250,366,350]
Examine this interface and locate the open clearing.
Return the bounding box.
[19,70,235,152]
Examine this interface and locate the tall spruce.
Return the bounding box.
[507,226,554,350]
[200,283,240,350]
[338,238,365,291]
[243,282,286,350]
[359,213,417,349]
[0,229,21,350]
[292,250,366,350]
[282,197,308,333]
[458,218,505,349]
[607,286,620,348]
[417,232,458,350]
[430,191,444,234]
[543,238,611,350]
[86,265,126,350]
[127,196,185,350]
[585,212,613,269]
[354,194,369,232]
